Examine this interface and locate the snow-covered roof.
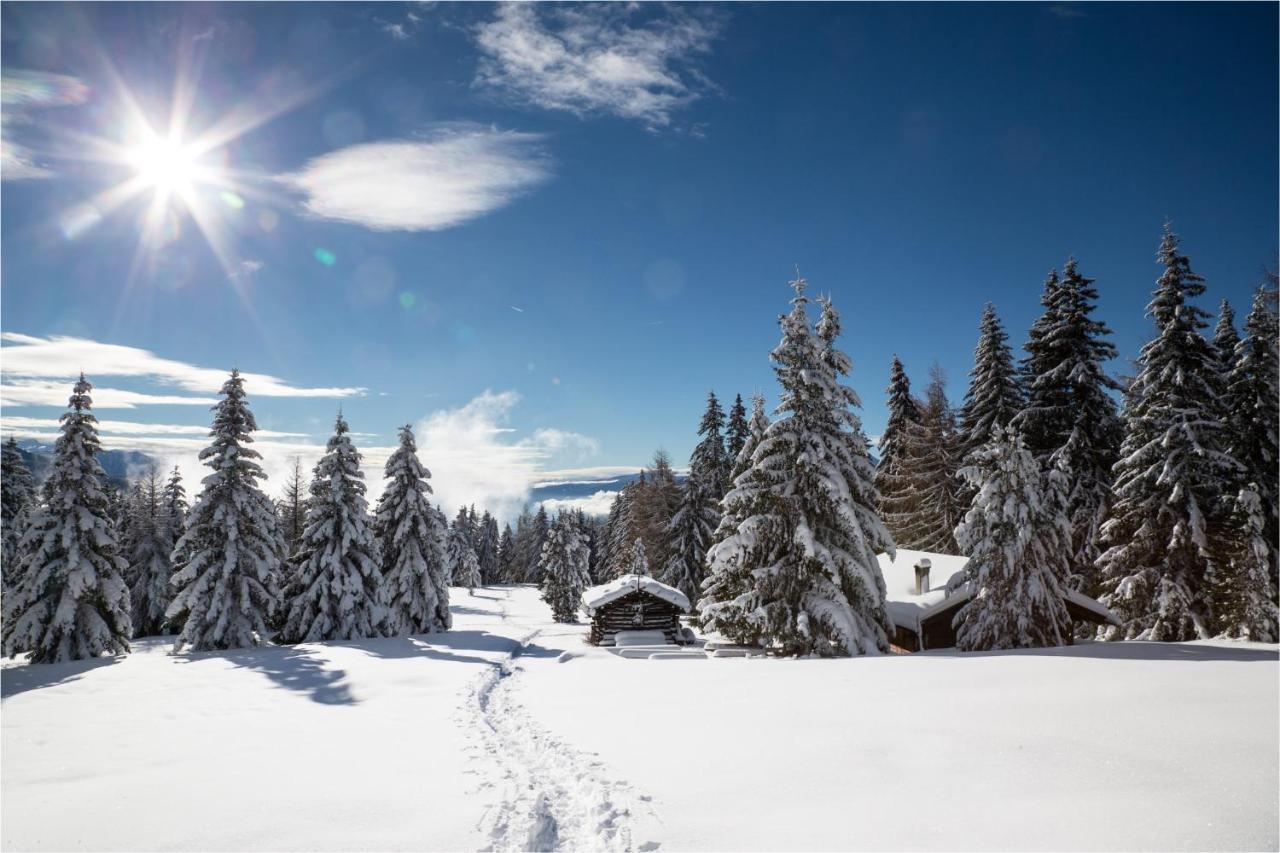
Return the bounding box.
[876,549,1121,632]
[582,574,691,615]
[1064,589,1121,626]
[877,549,970,632]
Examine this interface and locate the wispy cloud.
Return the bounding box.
[277,125,550,232]
[1,70,90,180]
[1047,4,1087,18]
[474,3,723,131]
[1,332,365,408]
[228,259,265,282]
[540,490,619,518]
[413,389,599,519]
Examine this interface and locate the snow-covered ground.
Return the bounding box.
[3,585,1276,852]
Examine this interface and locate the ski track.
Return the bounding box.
[462,588,656,853]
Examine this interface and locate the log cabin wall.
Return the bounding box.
[589,590,685,645]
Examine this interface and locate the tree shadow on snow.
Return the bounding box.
[927,640,1278,663]
[1,655,122,699]
[345,631,564,666]
[177,645,358,705]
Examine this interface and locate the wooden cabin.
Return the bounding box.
[581,574,691,646]
[879,549,1121,652]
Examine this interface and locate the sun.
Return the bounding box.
[127,134,201,194]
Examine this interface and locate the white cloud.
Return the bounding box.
[1,70,89,181]
[540,489,619,518]
[277,125,549,232]
[3,390,602,521]
[1,333,365,406]
[414,390,599,520]
[474,3,722,131]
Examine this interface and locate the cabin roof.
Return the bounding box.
[876,549,1120,633]
[582,574,691,615]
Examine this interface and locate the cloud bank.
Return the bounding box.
[1,333,365,408]
[277,126,549,231]
[474,3,723,130]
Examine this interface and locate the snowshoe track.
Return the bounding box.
[464,591,653,852]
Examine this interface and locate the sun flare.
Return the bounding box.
[127,134,201,194]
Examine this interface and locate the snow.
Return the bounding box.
[3,585,1277,851]
[581,573,691,614]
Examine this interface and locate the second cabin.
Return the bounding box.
[581,574,691,646]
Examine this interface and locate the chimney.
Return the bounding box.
[914,558,932,595]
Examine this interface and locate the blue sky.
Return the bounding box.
[2,2,1276,517]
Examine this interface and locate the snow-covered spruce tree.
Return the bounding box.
[952,426,1072,651]
[602,483,641,580]
[957,304,1023,463]
[2,436,37,590]
[160,466,189,574]
[700,277,892,656]
[539,516,590,622]
[691,391,730,499]
[520,504,551,584]
[277,414,385,643]
[375,425,450,636]
[497,523,516,583]
[1014,258,1122,593]
[624,536,649,576]
[167,370,282,651]
[1212,299,1241,383]
[2,375,132,662]
[874,357,925,547]
[1016,268,1067,456]
[1225,282,1279,593]
[662,473,719,609]
[127,469,178,637]
[1096,227,1241,641]
[725,393,750,465]
[1211,485,1279,642]
[448,526,482,594]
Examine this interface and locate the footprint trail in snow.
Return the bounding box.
[461,588,659,852]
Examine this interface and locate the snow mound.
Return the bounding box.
[582,574,691,614]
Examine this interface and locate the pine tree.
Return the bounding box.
[1096,227,1241,641]
[277,414,385,643]
[2,375,132,662]
[278,456,308,560]
[497,523,516,583]
[690,391,729,499]
[700,276,892,656]
[126,468,178,637]
[661,474,718,609]
[1212,299,1241,381]
[725,393,749,465]
[602,483,642,580]
[957,304,1022,462]
[520,504,551,583]
[907,366,963,553]
[952,427,1072,651]
[1,436,37,591]
[475,512,501,584]
[168,370,282,652]
[448,526,482,593]
[376,425,450,636]
[635,451,680,572]
[1016,268,1068,456]
[875,357,923,546]
[1225,281,1280,593]
[624,536,649,576]
[1212,485,1279,642]
[539,516,590,622]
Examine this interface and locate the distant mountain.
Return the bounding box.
[15,439,158,491]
